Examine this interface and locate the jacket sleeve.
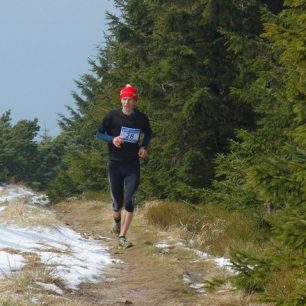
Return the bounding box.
[96,130,114,143]
[96,112,114,143]
[141,115,152,149]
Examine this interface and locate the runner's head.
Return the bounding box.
[120,84,138,114]
[119,84,138,101]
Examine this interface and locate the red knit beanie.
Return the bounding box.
[119,84,138,101]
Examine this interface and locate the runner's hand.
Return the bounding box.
[138,147,148,158]
[113,136,124,148]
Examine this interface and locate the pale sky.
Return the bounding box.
[0,0,118,137]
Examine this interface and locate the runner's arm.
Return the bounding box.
[96,130,114,143]
[97,112,114,143]
[141,115,152,149]
[141,130,152,149]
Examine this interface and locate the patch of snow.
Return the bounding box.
[154,237,234,273]
[0,185,49,206]
[0,185,117,291]
[0,185,34,203]
[213,257,231,267]
[0,224,114,290]
[183,274,206,295]
[190,283,205,290]
[36,281,63,295]
[192,249,209,259]
[154,241,171,249]
[183,274,193,284]
[212,257,235,273]
[28,195,50,206]
[0,251,25,275]
[30,297,41,304]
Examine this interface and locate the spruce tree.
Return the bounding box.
[0,111,41,184]
[49,0,281,202]
[226,1,306,303]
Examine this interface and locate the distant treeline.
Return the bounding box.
[0,111,66,189]
[1,1,305,304]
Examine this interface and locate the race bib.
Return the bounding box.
[120,126,141,143]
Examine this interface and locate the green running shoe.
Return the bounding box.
[112,218,121,236]
[118,236,133,249]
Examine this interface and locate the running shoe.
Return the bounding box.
[118,236,133,249]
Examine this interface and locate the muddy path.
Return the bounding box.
[52,200,257,306]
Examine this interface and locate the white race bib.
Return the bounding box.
[120,126,141,143]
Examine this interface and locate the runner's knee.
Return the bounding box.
[124,203,134,213]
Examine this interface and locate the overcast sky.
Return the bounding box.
[0,0,117,137]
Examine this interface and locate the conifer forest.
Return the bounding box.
[0,1,305,304]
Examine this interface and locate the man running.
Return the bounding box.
[96,84,152,248]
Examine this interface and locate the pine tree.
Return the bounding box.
[51,0,282,202]
[226,1,306,303]
[0,111,41,184]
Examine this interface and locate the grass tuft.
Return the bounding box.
[144,200,265,257]
[144,200,197,230]
[0,201,60,227]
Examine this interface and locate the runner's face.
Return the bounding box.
[121,97,136,114]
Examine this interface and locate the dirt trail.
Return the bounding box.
[52,200,255,306]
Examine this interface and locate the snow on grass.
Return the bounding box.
[0,185,116,291]
[182,273,206,294]
[0,251,25,275]
[0,224,114,290]
[0,185,33,203]
[154,237,236,294]
[191,248,209,259]
[154,241,171,249]
[0,185,50,205]
[154,237,233,272]
[212,257,235,273]
[36,281,64,295]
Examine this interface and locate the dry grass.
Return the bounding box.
[0,248,93,306]
[144,200,264,257]
[0,201,60,227]
[139,205,268,306]
[0,251,66,306]
[0,198,86,304]
[192,205,265,257]
[264,268,306,303]
[143,200,197,229]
